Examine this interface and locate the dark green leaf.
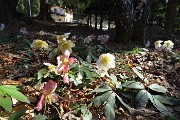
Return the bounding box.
[109,74,117,83]
[153,95,180,105]
[0,85,29,103]
[8,108,27,120]
[116,94,134,114]
[48,48,57,59]
[93,91,112,107]
[0,91,12,111]
[148,84,167,93]
[135,90,150,108]
[104,92,116,120]
[86,52,92,63]
[149,94,172,116]
[70,103,80,110]
[132,67,149,84]
[81,106,92,120]
[37,68,47,80]
[92,85,112,93]
[33,114,47,120]
[121,81,144,89]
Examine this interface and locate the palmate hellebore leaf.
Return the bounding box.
[149,94,172,117]
[92,85,112,93]
[148,84,167,93]
[0,91,12,111]
[81,105,92,120]
[93,91,112,107]
[153,95,180,105]
[132,67,149,84]
[116,94,134,114]
[104,92,116,120]
[121,81,145,90]
[8,108,27,120]
[0,85,29,104]
[109,74,122,89]
[135,90,150,108]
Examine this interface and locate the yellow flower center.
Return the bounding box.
[36,40,44,46]
[48,65,56,71]
[62,43,70,49]
[63,58,69,64]
[102,55,111,64]
[166,42,170,47]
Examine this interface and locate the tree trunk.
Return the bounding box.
[0,0,19,23]
[164,0,178,32]
[108,15,110,30]
[115,0,132,44]
[95,0,98,29]
[38,0,52,20]
[100,15,103,30]
[131,0,154,45]
[89,14,92,27]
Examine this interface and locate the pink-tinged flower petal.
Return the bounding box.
[68,57,77,65]
[63,73,70,84]
[35,94,45,111]
[57,64,65,73]
[57,56,63,66]
[63,50,70,58]
[63,64,69,73]
[42,80,57,96]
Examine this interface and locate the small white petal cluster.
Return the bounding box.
[145,41,150,47]
[63,32,71,40]
[83,36,92,43]
[71,35,77,40]
[0,23,5,30]
[20,27,28,35]
[43,63,58,74]
[96,53,115,77]
[97,34,110,44]
[154,40,174,51]
[39,31,46,35]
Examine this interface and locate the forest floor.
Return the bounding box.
[0,20,180,120]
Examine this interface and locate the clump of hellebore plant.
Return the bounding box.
[35,80,57,111]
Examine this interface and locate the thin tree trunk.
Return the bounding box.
[0,0,19,23]
[100,15,103,30]
[108,15,110,30]
[131,0,154,45]
[38,0,52,20]
[164,0,178,32]
[89,14,92,27]
[95,0,98,29]
[115,0,131,43]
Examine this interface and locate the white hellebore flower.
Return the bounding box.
[31,39,48,50]
[20,27,28,35]
[0,23,5,30]
[44,63,58,74]
[59,40,75,53]
[163,40,174,51]
[154,40,163,51]
[96,53,115,77]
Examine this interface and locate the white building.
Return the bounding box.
[50,5,73,23]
